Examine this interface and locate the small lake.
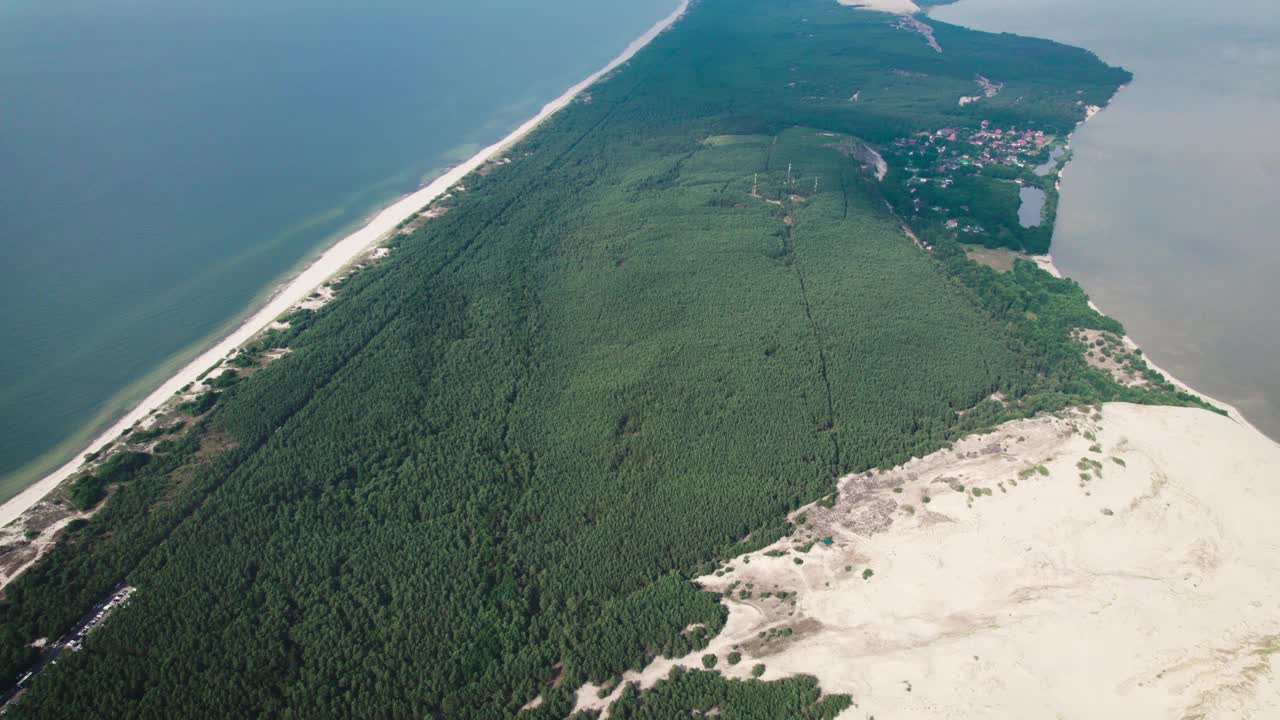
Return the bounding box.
[1018,186,1046,227]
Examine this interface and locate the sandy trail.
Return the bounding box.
[575,403,1280,719]
[0,0,689,531]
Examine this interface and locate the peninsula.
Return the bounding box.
[1,1,1275,717]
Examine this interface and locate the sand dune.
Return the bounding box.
[577,403,1280,718]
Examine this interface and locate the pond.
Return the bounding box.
[1018,186,1046,227]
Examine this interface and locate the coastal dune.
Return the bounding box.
[0,0,690,530]
[576,403,1280,718]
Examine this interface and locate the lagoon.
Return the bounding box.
[933,0,1280,439]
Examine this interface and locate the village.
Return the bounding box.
[884,121,1060,238]
[892,121,1053,175]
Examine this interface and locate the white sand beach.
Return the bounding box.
[0,0,689,531]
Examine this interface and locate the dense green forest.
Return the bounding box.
[0,1,1172,716]
[606,669,853,718]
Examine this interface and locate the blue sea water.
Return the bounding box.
[0,0,676,499]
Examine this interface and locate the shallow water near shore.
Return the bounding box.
[932,0,1280,441]
[0,0,675,500]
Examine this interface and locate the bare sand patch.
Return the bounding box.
[0,502,91,590]
[1075,327,1150,387]
[297,284,337,312]
[575,403,1280,719]
[822,135,887,180]
[837,0,921,14]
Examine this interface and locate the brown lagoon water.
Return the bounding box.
[933,0,1280,439]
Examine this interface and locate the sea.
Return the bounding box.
[0,0,676,501]
[932,0,1280,440]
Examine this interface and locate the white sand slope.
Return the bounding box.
[0,0,690,530]
[837,0,921,14]
[577,403,1280,719]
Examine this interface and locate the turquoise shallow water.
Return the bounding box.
[933,0,1280,440]
[0,0,674,498]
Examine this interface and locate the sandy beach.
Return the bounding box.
[0,0,689,531]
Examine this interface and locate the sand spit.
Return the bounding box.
[574,403,1280,719]
[0,0,690,531]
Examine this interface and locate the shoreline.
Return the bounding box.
[1032,252,1274,445]
[1027,93,1273,446]
[917,5,1274,448]
[0,0,690,531]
